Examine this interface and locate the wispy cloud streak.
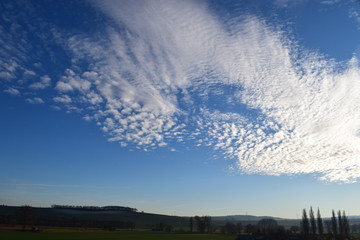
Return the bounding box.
[0,182,126,190]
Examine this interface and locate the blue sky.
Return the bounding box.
[1,0,360,218]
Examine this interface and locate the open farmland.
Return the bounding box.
[0,229,236,240]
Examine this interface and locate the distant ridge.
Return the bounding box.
[2,205,360,228]
[51,204,137,212]
[212,215,285,222]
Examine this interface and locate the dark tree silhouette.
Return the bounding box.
[189,217,193,232]
[244,223,258,234]
[18,205,36,231]
[203,216,212,233]
[195,216,211,233]
[342,211,350,238]
[338,210,344,238]
[324,220,332,234]
[331,210,338,237]
[236,222,243,234]
[257,218,278,235]
[195,216,203,233]
[301,208,310,238]
[317,208,324,236]
[165,225,173,232]
[290,225,299,233]
[351,224,360,234]
[309,207,317,236]
[154,222,166,231]
[222,222,237,235]
[51,205,137,212]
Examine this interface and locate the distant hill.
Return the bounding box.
[213,215,285,222]
[51,204,138,212]
[212,215,301,229]
[0,205,189,229]
[2,205,360,230]
[213,214,360,228]
[0,205,298,230]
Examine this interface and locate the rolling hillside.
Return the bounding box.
[2,205,359,230]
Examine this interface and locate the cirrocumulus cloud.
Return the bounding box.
[1,0,360,182]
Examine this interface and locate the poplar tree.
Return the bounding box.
[317,208,324,236]
[331,210,338,237]
[338,210,344,238]
[301,209,310,238]
[342,211,350,238]
[309,207,317,236]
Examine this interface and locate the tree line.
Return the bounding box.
[1,204,358,239]
[188,216,212,233]
[1,205,136,231]
[189,215,288,238]
[188,208,354,240]
[301,207,350,240]
[51,204,137,212]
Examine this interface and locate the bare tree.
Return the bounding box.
[195,216,211,233]
[203,216,212,233]
[258,218,278,235]
[18,205,36,231]
[189,217,193,232]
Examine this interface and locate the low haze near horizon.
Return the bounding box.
[1,0,360,219]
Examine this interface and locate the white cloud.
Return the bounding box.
[84,91,103,104]
[55,69,91,92]
[274,0,291,8]
[321,0,340,5]
[4,87,20,96]
[53,95,72,104]
[24,69,36,77]
[26,97,44,104]
[63,0,358,181]
[55,81,74,92]
[195,54,360,182]
[0,182,123,189]
[2,0,360,182]
[29,75,51,90]
[273,0,307,8]
[0,71,14,80]
[349,1,360,29]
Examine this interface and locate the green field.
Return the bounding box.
[0,229,237,240]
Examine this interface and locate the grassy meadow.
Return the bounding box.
[0,228,236,240]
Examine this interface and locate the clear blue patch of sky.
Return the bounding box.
[280,1,360,61]
[0,91,222,189]
[211,0,360,61]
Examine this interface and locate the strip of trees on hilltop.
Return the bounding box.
[51,204,137,212]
